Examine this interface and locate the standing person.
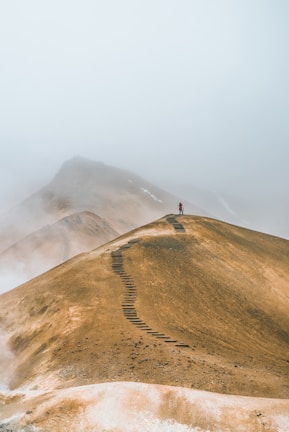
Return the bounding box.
[178,202,183,215]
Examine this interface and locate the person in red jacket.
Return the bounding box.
[178,202,183,215]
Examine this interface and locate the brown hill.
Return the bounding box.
[1,214,289,430]
[0,211,118,285]
[1,214,289,400]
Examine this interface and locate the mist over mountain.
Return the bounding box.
[0,211,118,292]
[0,157,200,245]
[0,157,202,291]
[0,0,288,428]
[163,182,289,240]
[1,155,288,296]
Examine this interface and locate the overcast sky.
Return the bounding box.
[0,0,288,208]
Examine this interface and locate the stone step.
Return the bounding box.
[114,238,192,347]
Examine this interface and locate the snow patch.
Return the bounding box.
[0,329,14,390]
[141,187,163,203]
[272,414,289,432]
[86,401,204,431]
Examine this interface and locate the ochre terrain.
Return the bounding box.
[1,215,289,401]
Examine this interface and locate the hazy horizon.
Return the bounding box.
[0,1,288,210]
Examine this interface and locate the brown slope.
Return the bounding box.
[0,211,117,283]
[0,215,289,398]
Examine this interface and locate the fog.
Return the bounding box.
[0,329,14,390]
[0,0,288,209]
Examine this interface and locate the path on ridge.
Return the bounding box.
[111,215,190,348]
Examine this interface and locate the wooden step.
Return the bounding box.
[175,343,190,348]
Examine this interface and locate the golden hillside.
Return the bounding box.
[1,214,288,401]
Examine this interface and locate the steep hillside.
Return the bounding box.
[1,215,288,398]
[0,211,118,285]
[1,214,289,430]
